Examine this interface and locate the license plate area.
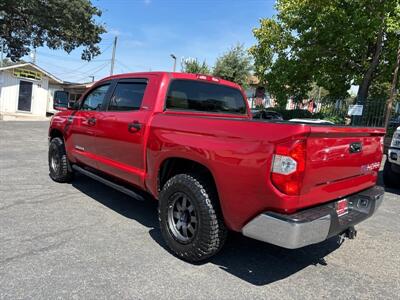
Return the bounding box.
[336,199,348,217]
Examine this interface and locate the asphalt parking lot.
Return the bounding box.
[1,121,399,299]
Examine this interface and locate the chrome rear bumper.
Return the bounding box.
[242,186,384,249]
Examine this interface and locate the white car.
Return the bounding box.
[384,126,400,188]
[289,118,335,125]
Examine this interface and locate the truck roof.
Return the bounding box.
[97,71,242,90]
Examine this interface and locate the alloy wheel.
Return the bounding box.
[167,192,198,243]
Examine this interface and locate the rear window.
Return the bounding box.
[166,79,246,114]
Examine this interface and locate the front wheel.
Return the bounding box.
[159,174,227,262]
[48,137,73,183]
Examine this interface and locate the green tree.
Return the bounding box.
[307,83,329,101]
[369,81,392,100]
[181,58,210,74]
[250,0,400,106]
[213,44,253,87]
[0,0,106,61]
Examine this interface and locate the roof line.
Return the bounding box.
[0,62,63,83]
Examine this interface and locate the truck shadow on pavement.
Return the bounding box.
[71,173,341,286]
[207,233,340,285]
[152,228,341,286]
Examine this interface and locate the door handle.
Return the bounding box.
[87,117,96,126]
[128,121,142,133]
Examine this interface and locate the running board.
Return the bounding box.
[72,164,145,201]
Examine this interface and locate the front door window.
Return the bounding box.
[80,84,110,111]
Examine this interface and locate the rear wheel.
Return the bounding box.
[159,174,227,262]
[48,137,73,183]
[383,160,400,188]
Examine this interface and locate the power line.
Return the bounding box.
[37,40,113,64]
[57,62,109,83]
[73,62,110,78]
[39,60,106,77]
[36,42,115,78]
[73,62,110,83]
[100,42,114,53]
[52,59,110,76]
[115,64,125,74]
[115,60,131,72]
[38,61,90,76]
[115,59,149,71]
[36,42,114,61]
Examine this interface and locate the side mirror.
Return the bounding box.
[53,90,69,111]
[68,100,79,110]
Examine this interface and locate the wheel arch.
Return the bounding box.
[157,157,220,201]
[49,128,64,141]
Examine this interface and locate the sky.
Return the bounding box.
[28,0,276,83]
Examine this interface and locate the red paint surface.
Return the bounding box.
[49,72,385,231]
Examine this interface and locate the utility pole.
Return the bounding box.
[89,76,95,82]
[31,48,37,64]
[110,36,118,75]
[384,43,400,130]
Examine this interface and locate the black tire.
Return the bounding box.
[159,174,227,262]
[48,137,73,183]
[383,160,400,188]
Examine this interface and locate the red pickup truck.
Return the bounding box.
[48,72,385,262]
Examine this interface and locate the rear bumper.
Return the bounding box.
[242,186,384,249]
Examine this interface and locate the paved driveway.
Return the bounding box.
[1,121,399,299]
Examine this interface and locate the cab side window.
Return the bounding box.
[81,84,110,111]
[108,82,147,111]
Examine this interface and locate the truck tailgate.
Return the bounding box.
[299,126,385,208]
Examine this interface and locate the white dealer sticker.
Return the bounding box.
[361,162,381,172]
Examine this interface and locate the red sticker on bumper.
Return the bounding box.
[336,199,348,217]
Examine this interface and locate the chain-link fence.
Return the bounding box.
[317,99,399,127]
[248,96,400,129]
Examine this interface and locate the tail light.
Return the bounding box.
[271,139,306,195]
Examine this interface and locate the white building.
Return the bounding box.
[0,63,92,120]
[0,63,65,119]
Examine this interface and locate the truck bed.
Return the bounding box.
[147,112,385,230]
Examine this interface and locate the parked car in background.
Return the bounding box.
[251,109,283,120]
[389,115,400,129]
[289,118,335,125]
[49,72,385,262]
[384,126,400,188]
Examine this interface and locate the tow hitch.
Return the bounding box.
[345,226,357,239]
[338,226,357,245]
